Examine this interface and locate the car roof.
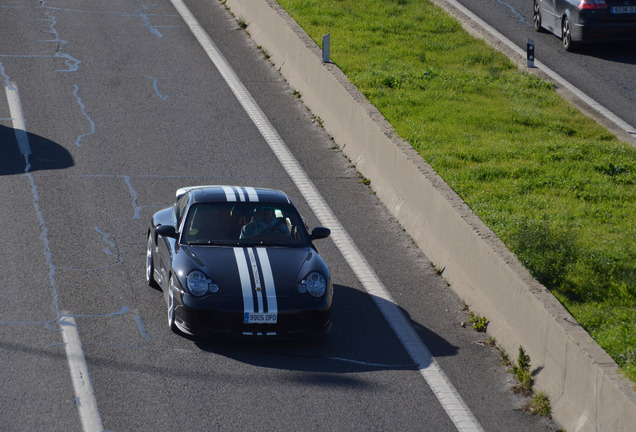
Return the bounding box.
[176,185,292,205]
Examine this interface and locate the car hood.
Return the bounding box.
[180,245,321,297]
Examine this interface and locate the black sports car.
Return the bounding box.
[534,0,636,51]
[146,186,333,339]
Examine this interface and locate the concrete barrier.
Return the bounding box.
[225,1,636,430]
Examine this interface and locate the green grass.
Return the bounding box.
[274,0,636,382]
[526,392,552,417]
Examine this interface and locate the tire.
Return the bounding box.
[533,0,542,32]
[146,234,158,287]
[562,17,575,52]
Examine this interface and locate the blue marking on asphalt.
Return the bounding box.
[622,85,636,97]
[147,76,170,100]
[495,0,532,26]
[134,315,152,342]
[138,5,164,37]
[73,84,95,147]
[38,9,69,46]
[0,58,14,89]
[55,53,81,72]
[124,176,143,219]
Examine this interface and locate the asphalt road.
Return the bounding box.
[455,0,636,133]
[1,1,559,431]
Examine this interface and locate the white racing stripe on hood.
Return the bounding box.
[256,247,277,314]
[222,186,260,203]
[222,186,237,202]
[244,187,259,202]
[234,247,277,317]
[246,248,264,312]
[234,247,254,314]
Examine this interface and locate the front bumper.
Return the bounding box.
[173,292,332,339]
[174,307,332,339]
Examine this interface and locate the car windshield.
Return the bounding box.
[180,202,310,247]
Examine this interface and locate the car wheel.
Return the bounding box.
[146,234,158,287]
[533,0,542,32]
[562,17,575,52]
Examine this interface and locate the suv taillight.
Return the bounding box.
[578,0,609,9]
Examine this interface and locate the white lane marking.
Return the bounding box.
[60,315,104,432]
[5,82,31,162]
[5,79,103,432]
[169,2,484,430]
[441,0,636,139]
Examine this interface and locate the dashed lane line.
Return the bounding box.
[60,315,105,432]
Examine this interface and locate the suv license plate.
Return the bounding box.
[611,6,636,13]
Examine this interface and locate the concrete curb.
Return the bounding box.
[224,1,636,430]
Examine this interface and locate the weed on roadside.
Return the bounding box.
[524,392,552,418]
[468,312,488,332]
[510,347,533,395]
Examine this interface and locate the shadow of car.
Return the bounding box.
[0,124,74,175]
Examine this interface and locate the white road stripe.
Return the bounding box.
[170,1,484,430]
[5,82,31,161]
[60,316,104,432]
[5,81,103,431]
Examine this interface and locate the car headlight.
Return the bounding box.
[186,270,219,296]
[299,272,327,298]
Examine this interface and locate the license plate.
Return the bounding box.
[611,6,636,13]
[244,312,278,324]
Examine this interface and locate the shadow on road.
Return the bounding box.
[575,41,636,64]
[0,124,73,175]
[193,283,458,374]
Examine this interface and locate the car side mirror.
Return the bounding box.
[156,224,178,239]
[310,227,330,240]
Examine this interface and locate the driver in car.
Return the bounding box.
[239,205,290,239]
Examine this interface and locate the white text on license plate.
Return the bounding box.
[244,312,277,324]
